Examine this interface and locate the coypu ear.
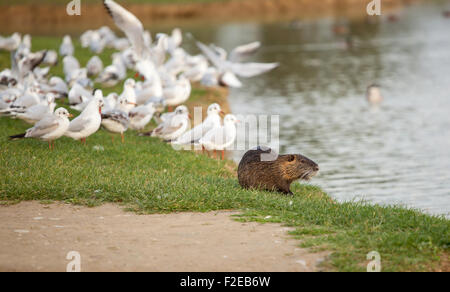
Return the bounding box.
[287,155,296,162]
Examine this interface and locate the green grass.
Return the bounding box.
[0,36,449,272]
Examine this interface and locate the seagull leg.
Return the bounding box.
[48,141,52,150]
[202,145,205,154]
[111,135,114,143]
[52,141,55,150]
[213,150,217,159]
[121,133,125,143]
[221,150,225,160]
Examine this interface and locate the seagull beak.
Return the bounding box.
[127,102,137,106]
[68,113,74,118]
[220,111,225,116]
[188,114,192,119]
[134,72,140,79]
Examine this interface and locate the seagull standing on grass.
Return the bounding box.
[6,85,41,111]
[101,96,135,143]
[148,105,190,141]
[128,102,158,131]
[60,35,74,57]
[163,76,191,111]
[68,83,93,109]
[65,90,105,144]
[42,50,59,67]
[199,114,239,160]
[86,56,104,77]
[11,93,56,124]
[174,103,224,146]
[119,78,138,112]
[9,108,73,150]
[41,77,69,99]
[96,53,127,87]
[103,92,119,113]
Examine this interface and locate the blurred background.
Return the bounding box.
[1,0,449,217]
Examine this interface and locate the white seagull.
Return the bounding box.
[119,78,137,112]
[68,83,94,110]
[163,76,191,111]
[86,56,104,77]
[11,93,56,125]
[174,103,223,146]
[42,50,59,67]
[199,114,239,160]
[96,53,127,87]
[60,35,74,57]
[65,90,105,143]
[128,102,158,131]
[101,96,132,142]
[9,107,73,149]
[196,41,279,88]
[150,105,190,141]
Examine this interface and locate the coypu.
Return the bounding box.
[238,146,319,195]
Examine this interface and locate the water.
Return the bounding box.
[2,3,449,216]
[186,4,450,217]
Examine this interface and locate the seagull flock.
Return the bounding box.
[0,0,278,159]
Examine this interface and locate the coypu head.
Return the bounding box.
[278,154,319,181]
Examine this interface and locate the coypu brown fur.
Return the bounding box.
[238,146,319,195]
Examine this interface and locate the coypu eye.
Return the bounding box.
[287,155,296,162]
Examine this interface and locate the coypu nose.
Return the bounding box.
[314,165,319,172]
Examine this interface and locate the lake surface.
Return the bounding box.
[185,3,450,217]
[2,2,449,217]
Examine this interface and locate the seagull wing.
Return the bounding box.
[229,41,261,62]
[229,62,279,78]
[68,116,91,132]
[103,0,148,59]
[160,117,184,136]
[26,116,59,138]
[196,41,225,71]
[102,110,129,127]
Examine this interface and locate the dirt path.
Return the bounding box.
[0,201,327,272]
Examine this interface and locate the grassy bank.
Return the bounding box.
[0,37,449,272]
